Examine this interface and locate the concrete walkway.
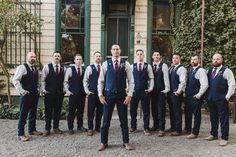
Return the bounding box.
[0,115,236,157]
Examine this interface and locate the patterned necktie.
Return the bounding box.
[97,64,100,74]
[115,60,119,72]
[55,65,59,75]
[212,67,217,79]
[77,67,81,77]
[153,64,157,72]
[138,63,142,72]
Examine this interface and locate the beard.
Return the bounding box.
[191,62,198,67]
[213,62,221,67]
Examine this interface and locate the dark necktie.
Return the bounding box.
[153,64,157,72]
[97,64,100,74]
[55,65,59,75]
[170,65,175,74]
[212,67,217,79]
[138,63,142,72]
[77,67,81,77]
[31,66,36,74]
[115,60,119,72]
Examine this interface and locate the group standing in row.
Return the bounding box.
[13,44,235,151]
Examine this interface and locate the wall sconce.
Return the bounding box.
[136,32,142,44]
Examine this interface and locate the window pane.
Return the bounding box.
[61,34,84,64]
[153,5,171,30]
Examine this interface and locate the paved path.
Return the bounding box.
[0,115,236,157]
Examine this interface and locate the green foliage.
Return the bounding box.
[171,0,236,74]
[0,97,70,120]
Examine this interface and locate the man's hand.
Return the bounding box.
[145,89,152,93]
[99,96,107,105]
[65,91,73,96]
[41,90,49,96]
[123,96,132,105]
[22,90,30,96]
[174,91,180,96]
[87,91,94,96]
[194,95,201,100]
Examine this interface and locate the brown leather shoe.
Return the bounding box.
[42,130,50,137]
[129,128,137,133]
[53,128,63,134]
[170,131,180,136]
[95,128,100,133]
[144,129,151,136]
[18,135,30,142]
[68,130,74,135]
[123,143,134,150]
[165,128,174,132]
[204,135,218,141]
[187,133,198,139]
[30,130,43,136]
[87,130,93,136]
[158,130,165,137]
[98,144,108,151]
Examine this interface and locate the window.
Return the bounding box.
[61,0,85,64]
[152,0,172,64]
[153,0,171,31]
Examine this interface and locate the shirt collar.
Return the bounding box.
[26,61,34,67]
[52,61,60,67]
[193,64,200,70]
[112,57,120,63]
[153,60,161,66]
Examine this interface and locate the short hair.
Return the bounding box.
[93,51,101,56]
[111,44,120,49]
[152,50,161,55]
[136,49,144,53]
[214,51,223,60]
[74,53,83,59]
[191,53,200,59]
[52,51,60,55]
[172,52,181,58]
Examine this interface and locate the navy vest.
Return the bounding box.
[133,62,149,91]
[105,59,127,98]
[21,63,38,94]
[169,64,182,92]
[207,67,228,101]
[45,63,64,95]
[68,66,85,95]
[153,62,165,91]
[186,66,201,98]
[88,64,99,94]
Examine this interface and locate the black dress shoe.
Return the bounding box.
[77,127,87,132]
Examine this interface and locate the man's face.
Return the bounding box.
[172,54,181,65]
[94,53,101,64]
[111,45,121,58]
[27,52,36,64]
[152,52,161,62]
[53,53,61,63]
[136,50,144,62]
[212,54,223,67]
[74,56,83,66]
[191,56,200,67]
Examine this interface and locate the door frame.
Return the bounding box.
[105,14,130,59]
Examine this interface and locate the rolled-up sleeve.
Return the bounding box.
[98,61,107,96]
[63,68,72,93]
[224,69,236,100]
[41,64,49,92]
[176,66,187,94]
[12,65,27,95]
[126,61,134,96]
[83,66,92,94]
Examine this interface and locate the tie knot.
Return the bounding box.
[115,60,118,64]
[55,64,58,68]
[154,64,157,67]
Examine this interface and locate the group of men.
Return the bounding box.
[12,44,235,151]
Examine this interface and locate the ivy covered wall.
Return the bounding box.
[171,0,236,75]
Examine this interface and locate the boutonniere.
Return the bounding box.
[218,70,223,76]
[120,63,126,69]
[143,64,147,70]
